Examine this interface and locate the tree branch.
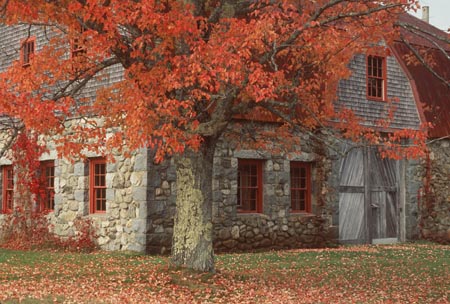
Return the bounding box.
[261,2,404,64]
[396,21,450,45]
[397,22,450,62]
[0,0,9,19]
[400,37,450,88]
[52,57,120,100]
[0,116,23,159]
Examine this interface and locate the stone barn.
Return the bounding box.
[0,12,449,252]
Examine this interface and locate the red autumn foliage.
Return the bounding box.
[0,212,98,252]
[0,0,427,163]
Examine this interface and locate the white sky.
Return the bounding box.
[409,0,450,31]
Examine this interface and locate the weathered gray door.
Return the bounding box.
[338,147,399,244]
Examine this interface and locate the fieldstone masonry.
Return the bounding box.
[405,158,421,240]
[48,148,149,251]
[211,141,329,251]
[146,157,177,254]
[0,125,447,252]
[145,124,334,253]
[418,140,450,243]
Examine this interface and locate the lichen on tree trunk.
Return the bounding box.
[171,146,215,272]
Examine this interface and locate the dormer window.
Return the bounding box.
[367,55,386,101]
[21,38,35,67]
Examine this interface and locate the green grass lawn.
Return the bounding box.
[0,243,448,303]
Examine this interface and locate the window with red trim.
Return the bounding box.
[21,38,35,67]
[367,55,386,100]
[290,162,311,213]
[38,161,55,212]
[71,25,87,70]
[2,166,14,213]
[90,158,106,213]
[237,159,263,213]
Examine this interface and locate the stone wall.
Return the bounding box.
[211,134,331,252]
[2,124,443,252]
[214,214,327,251]
[418,139,450,243]
[145,123,335,253]
[146,156,177,254]
[405,158,421,240]
[48,148,149,252]
[0,128,13,158]
[1,123,334,253]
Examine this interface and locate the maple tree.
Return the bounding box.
[0,0,432,272]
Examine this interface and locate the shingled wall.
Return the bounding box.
[338,54,421,130]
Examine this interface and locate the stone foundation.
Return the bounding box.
[214,214,327,252]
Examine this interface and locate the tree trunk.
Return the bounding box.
[171,144,215,272]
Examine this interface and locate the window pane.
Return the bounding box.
[22,40,34,65]
[91,159,107,213]
[377,58,382,75]
[290,163,311,212]
[3,166,14,212]
[39,161,55,211]
[237,160,262,212]
[367,55,385,99]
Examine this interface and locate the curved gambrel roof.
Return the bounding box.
[393,14,450,138]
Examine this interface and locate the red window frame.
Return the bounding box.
[290,162,312,213]
[366,55,387,101]
[38,161,55,212]
[2,166,14,213]
[71,26,87,57]
[237,159,263,213]
[89,158,107,214]
[71,25,87,72]
[21,37,35,67]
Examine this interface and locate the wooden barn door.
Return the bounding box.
[339,147,399,244]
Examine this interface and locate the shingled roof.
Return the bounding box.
[392,13,450,138]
